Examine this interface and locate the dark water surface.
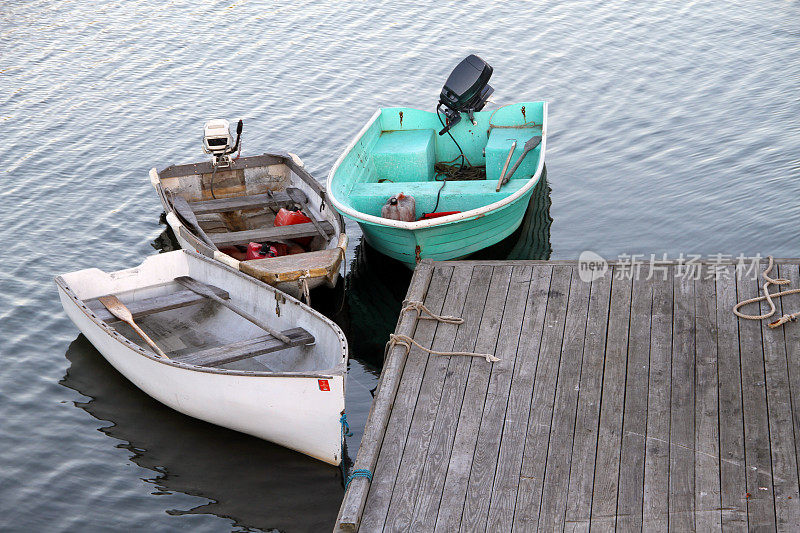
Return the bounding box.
[1,0,798,531]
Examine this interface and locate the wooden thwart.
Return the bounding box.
[172,327,314,367]
[87,286,230,323]
[188,191,296,215]
[208,221,334,247]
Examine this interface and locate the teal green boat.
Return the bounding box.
[326,101,547,267]
[327,55,546,267]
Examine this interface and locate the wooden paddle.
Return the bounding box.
[497,135,542,188]
[495,141,517,192]
[174,276,293,345]
[98,295,169,359]
[169,194,218,249]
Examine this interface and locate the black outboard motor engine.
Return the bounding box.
[437,54,493,135]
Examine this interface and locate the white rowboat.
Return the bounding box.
[56,250,348,465]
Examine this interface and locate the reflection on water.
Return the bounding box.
[60,335,343,532]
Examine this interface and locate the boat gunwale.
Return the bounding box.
[55,249,348,379]
[325,103,548,230]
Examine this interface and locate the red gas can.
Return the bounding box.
[274,208,313,247]
[245,242,278,260]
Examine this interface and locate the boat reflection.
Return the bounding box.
[60,335,343,532]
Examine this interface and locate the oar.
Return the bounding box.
[497,135,542,188]
[174,276,293,345]
[495,141,517,192]
[169,194,217,249]
[98,295,169,359]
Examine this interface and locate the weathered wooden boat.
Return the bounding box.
[55,249,348,465]
[151,147,346,301]
[326,56,546,267]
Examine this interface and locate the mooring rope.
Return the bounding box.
[388,334,499,363]
[401,300,464,325]
[345,469,373,490]
[392,300,498,361]
[733,256,800,328]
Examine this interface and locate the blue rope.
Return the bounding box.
[340,413,353,437]
[345,469,373,490]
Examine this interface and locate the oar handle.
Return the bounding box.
[496,141,517,192]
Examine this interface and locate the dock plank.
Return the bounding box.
[589,267,632,530]
[779,263,800,531]
[381,264,474,531]
[512,265,573,530]
[460,266,533,531]
[669,272,696,531]
[642,268,673,530]
[563,271,612,526]
[616,275,654,531]
[409,265,496,530]
[761,264,800,529]
[736,264,777,530]
[537,267,592,531]
[694,274,721,531]
[715,265,748,530]
[434,266,514,532]
[484,266,553,531]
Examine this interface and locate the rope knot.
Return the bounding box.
[401,300,464,325]
[345,469,373,490]
[734,256,800,327]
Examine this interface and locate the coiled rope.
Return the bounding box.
[733,256,800,328]
[386,300,500,363]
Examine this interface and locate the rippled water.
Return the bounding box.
[1,0,798,530]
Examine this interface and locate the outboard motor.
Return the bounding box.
[437,54,494,135]
[202,118,243,167]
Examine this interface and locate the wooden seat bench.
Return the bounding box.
[170,327,315,367]
[208,221,334,248]
[87,286,230,323]
[187,191,296,215]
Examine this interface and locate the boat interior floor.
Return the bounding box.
[170,188,334,250]
[85,278,316,372]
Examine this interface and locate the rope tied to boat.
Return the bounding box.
[345,469,373,490]
[340,412,353,438]
[401,300,464,325]
[297,271,311,305]
[388,334,499,363]
[733,256,800,328]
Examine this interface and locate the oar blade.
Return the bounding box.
[524,135,542,152]
[98,295,132,323]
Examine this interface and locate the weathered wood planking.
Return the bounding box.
[171,327,313,367]
[335,259,800,532]
[86,286,229,323]
[208,221,334,247]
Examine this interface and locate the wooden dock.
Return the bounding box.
[335,258,800,531]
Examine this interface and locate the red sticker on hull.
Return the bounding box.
[318,379,330,391]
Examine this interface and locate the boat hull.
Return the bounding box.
[57,251,347,465]
[358,186,535,267]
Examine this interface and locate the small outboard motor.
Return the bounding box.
[203,118,243,167]
[437,55,494,135]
